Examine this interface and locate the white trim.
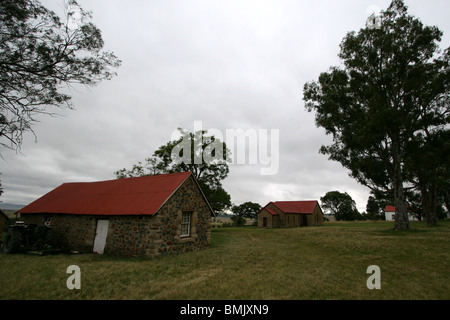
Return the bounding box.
[181,211,192,237]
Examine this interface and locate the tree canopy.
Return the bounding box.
[0,0,121,150]
[320,191,360,221]
[231,201,261,226]
[115,128,232,213]
[365,196,384,220]
[303,0,449,229]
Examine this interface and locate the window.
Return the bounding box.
[181,211,192,237]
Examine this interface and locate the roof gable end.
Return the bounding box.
[272,201,318,214]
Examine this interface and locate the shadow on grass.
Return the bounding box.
[376,220,450,235]
[376,228,430,237]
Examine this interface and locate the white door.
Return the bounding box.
[93,220,109,254]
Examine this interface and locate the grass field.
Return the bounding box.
[0,220,449,300]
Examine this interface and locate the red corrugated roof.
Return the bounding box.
[19,172,192,216]
[264,207,279,216]
[385,205,396,212]
[260,201,319,215]
[384,205,415,213]
[273,201,318,214]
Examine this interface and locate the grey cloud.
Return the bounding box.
[2,0,449,213]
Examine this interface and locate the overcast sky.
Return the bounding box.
[1,0,449,212]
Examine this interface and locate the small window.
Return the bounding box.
[181,211,192,237]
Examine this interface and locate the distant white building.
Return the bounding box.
[385,205,396,221]
[384,205,419,221]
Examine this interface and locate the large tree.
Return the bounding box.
[230,201,261,227]
[405,129,450,225]
[303,0,449,230]
[0,0,121,150]
[320,191,360,221]
[115,128,232,213]
[365,196,383,220]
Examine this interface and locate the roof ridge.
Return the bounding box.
[274,200,317,203]
[271,200,318,214]
[19,171,194,216]
[62,171,193,185]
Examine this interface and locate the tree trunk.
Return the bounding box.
[392,140,409,230]
[394,183,409,230]
[420,179,437,226]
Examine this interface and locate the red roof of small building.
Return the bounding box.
[260,200,319,215]
[384,205,415,213]
[385,205,396,212]
[273,201,318,214]
[19,172,195,216]
[264,207,279,216]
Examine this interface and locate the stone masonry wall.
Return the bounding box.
[258,203,284,228]
[104,176,211,256]
[22,213,97,252]
[312,205,324,226]
[150,175,212,256]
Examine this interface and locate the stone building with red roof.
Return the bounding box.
[257,200,323,228]
[18,171,214,256]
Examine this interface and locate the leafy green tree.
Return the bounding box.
[0,0,121,150]
[230,215,246,227]
[405,130,450,225]
[115,157,162,179]
[321,191,361,221]
[115,128,232,213]
[303,0,449,230]
[230,202,261,227]
[152,128,230,189]
[365,196,382,220]
[199,183,231,214]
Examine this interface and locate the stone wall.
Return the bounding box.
[258,203,283,228]
[311,204,324,226]
[22,175,212,257]
[258,210,278,228]
[153,175,211,256]
[23,214,97,252]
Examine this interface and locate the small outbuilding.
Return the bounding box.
[385,205,396,221]
[18,171,214,257]
[384,205,419,221]
[258,201,323,228]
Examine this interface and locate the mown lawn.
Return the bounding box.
[0,220,449,300]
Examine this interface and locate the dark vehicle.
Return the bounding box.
[3,219,54,254]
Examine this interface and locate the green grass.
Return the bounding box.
[0,220,449,300]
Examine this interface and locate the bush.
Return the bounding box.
[230,215,246,227]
